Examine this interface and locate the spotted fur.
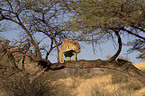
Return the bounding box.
[59,38,81,63]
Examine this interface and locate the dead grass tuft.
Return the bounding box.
[134,62,145,72]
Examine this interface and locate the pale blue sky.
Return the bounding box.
[1,27,142,64]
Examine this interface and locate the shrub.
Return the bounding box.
[0,74,54,96]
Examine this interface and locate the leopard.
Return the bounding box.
[59,38,81,63]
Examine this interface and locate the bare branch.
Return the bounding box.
[5,0,14,12]
[131,25,145,33]
[122,28,145,40]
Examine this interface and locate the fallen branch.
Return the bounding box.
[50,59,145,85]
[21,59,145,85]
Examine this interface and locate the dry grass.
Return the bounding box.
[1,61,145,96]
[0,72,55,96]
[51,69,144,96]
[0,49,54,96]
[137,87,145,95]
[1,46,145,96]
[134,62,145,72]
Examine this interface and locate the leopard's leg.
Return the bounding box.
[66,57,71,61]
[60,51,64,63]
[73,52,77,61]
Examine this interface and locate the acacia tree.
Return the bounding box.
[0,0,67,62]
[63,0,145,61]
[0,0,145,85]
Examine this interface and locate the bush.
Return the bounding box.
[111,71,130,84]
[0,74,54,96]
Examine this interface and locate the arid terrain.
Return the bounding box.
[1,55,145,96]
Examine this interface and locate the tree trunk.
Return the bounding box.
[109,31,122,62]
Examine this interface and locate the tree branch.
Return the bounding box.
[122,28,145,40]
[2,44,21,71]
[45,38,54,60]
[131,25,145,33]
[45,23,60,62]
[1,11,42,60]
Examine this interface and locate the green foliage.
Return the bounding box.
[67,0,144,29]
[67,0,143,31]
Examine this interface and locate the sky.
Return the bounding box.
[0,2,144,64]
[1,27,143,64]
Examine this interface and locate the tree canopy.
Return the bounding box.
[0,0,145,62]
[0,0,145,86]
[64,0,145,61]
[0,0,69,61]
